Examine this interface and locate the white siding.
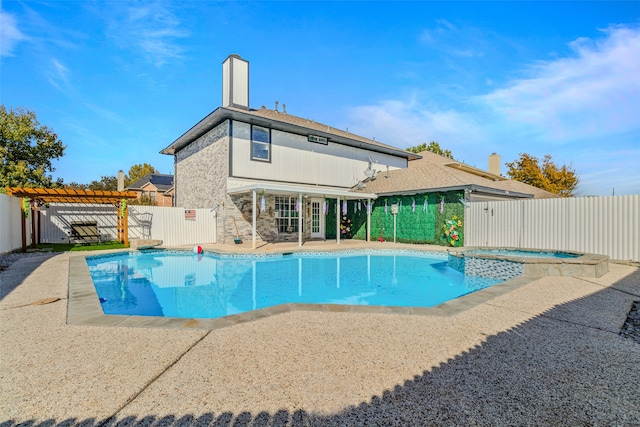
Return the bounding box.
[464,195,639,261]
[231,121,406,188]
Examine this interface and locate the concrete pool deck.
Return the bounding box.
[1,241,639,425]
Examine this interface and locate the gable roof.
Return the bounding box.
[127,173,174,192]
[351,150,556,199]
[160,106,420,161]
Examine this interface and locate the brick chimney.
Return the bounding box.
[488,153,501,176]
[222,54,249,110]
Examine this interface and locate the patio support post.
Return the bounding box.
[298,192,303,247]
[366,198,371,242]
[252,189,257,249]
[336,196,340,245]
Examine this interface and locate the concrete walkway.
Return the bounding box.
[1,242,639,426]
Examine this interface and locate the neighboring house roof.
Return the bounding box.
[160,106,420,161]
[127,173,174,193]
[351,150,556,199]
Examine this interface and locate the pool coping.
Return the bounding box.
[67,249,538,331]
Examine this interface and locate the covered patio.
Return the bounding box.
[227,182,377,249]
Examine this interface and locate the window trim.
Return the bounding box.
[250,125,271,162]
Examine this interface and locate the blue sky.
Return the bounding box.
[1,1,639,196]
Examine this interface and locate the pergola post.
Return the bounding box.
[37,206,42,245]
[30,202,36,249]
[123,203,129,247]
[117,208,122,242]
[20,201,26,253]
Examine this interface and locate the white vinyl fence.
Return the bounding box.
[0,195,217,252]
[0,194,26,253]
[464,195,639,262]
[127,205,217,246]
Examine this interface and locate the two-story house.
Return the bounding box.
[161,54,419,247]
[126,173,174,207]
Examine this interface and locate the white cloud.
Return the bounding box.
[347,96,482,150]
[106,2,189,67]
[481,25,640,143]
[0,11,26,57]
[346,26,640,194]
[420,19,494,58]
[47,58,70,91]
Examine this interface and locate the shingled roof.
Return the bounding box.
[127,173,174,192]
[161,106,420,161]
[352,150,555,199]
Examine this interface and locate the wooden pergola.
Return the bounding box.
[5,187,138,252]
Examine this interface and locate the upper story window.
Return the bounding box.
[251,125,271,161]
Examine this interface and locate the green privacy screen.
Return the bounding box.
[325,191,465,247]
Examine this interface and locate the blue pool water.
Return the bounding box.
[86,250,504,319]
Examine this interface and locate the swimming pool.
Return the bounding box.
[86,250,504,319]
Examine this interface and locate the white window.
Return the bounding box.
[275,196,302,233]
[251,125,270,161]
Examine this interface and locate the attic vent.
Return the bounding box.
[308,135,328,145]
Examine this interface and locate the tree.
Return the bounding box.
[406,141,454,159]
[88,176,118,191]
[128,194,157,206]
[125,163,158,187]
[63,182,89,190]
[506,153,578,197]
[0,105,66,188]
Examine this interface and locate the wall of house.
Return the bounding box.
[230,121,406,188]
[174,119,230,239]
[225,193,315,245]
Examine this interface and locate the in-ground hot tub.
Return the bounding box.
[448,247,609,278]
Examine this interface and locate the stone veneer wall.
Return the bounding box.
[227,193,314,244]
[175,120,229,242]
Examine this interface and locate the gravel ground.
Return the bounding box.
[1,249,639,426]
